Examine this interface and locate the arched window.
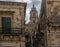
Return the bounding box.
[33,13,35,16]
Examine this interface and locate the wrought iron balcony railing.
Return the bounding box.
[0,28,24,35]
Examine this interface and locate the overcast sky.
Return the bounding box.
[0,0,42,24]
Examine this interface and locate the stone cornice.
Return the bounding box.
[0,1,27,6]
[0,1,27,19]
[0,35,25,42]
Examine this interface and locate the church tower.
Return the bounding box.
[30,3,38,33]
[29,3,39,47]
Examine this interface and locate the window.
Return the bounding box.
[33,20,35,23]
[33,13,35,16]
[2,17,11,34]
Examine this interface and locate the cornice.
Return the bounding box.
[0,1,27,6]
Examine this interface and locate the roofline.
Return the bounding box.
[0,1,26,3]
[40,0,45,16]
[24,3,27,25]
[0,1,27,6]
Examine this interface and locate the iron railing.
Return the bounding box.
[0,28,24,34]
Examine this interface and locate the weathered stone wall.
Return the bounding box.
[46,0,60,47]
[0,2,25,29]
[0,1,26,47]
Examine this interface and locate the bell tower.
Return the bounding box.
[30,3,38,32]
[29,3,38,47]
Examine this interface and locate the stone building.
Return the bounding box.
[0,1,27,47]
[40,0,60,47]
[39,0,46,47]
[46,0,60,47]
[30,4,38,33]
[30,4,38,47]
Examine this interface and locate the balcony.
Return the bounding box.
[0,28,24,35]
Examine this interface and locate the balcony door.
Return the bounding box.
[2,17,11,34]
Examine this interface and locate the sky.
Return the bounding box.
[0,0,42,24]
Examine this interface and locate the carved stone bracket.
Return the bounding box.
[0,35,21,41]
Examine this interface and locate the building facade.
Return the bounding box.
[40,0,60,47]
[0,1,27,47]
[30,4,38,47]
[39,0,46,47]
[46,0,60,47]
[30,4,38,33]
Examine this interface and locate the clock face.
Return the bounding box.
[2,17,11,33]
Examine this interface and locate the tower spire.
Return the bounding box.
[33,2,34,8]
